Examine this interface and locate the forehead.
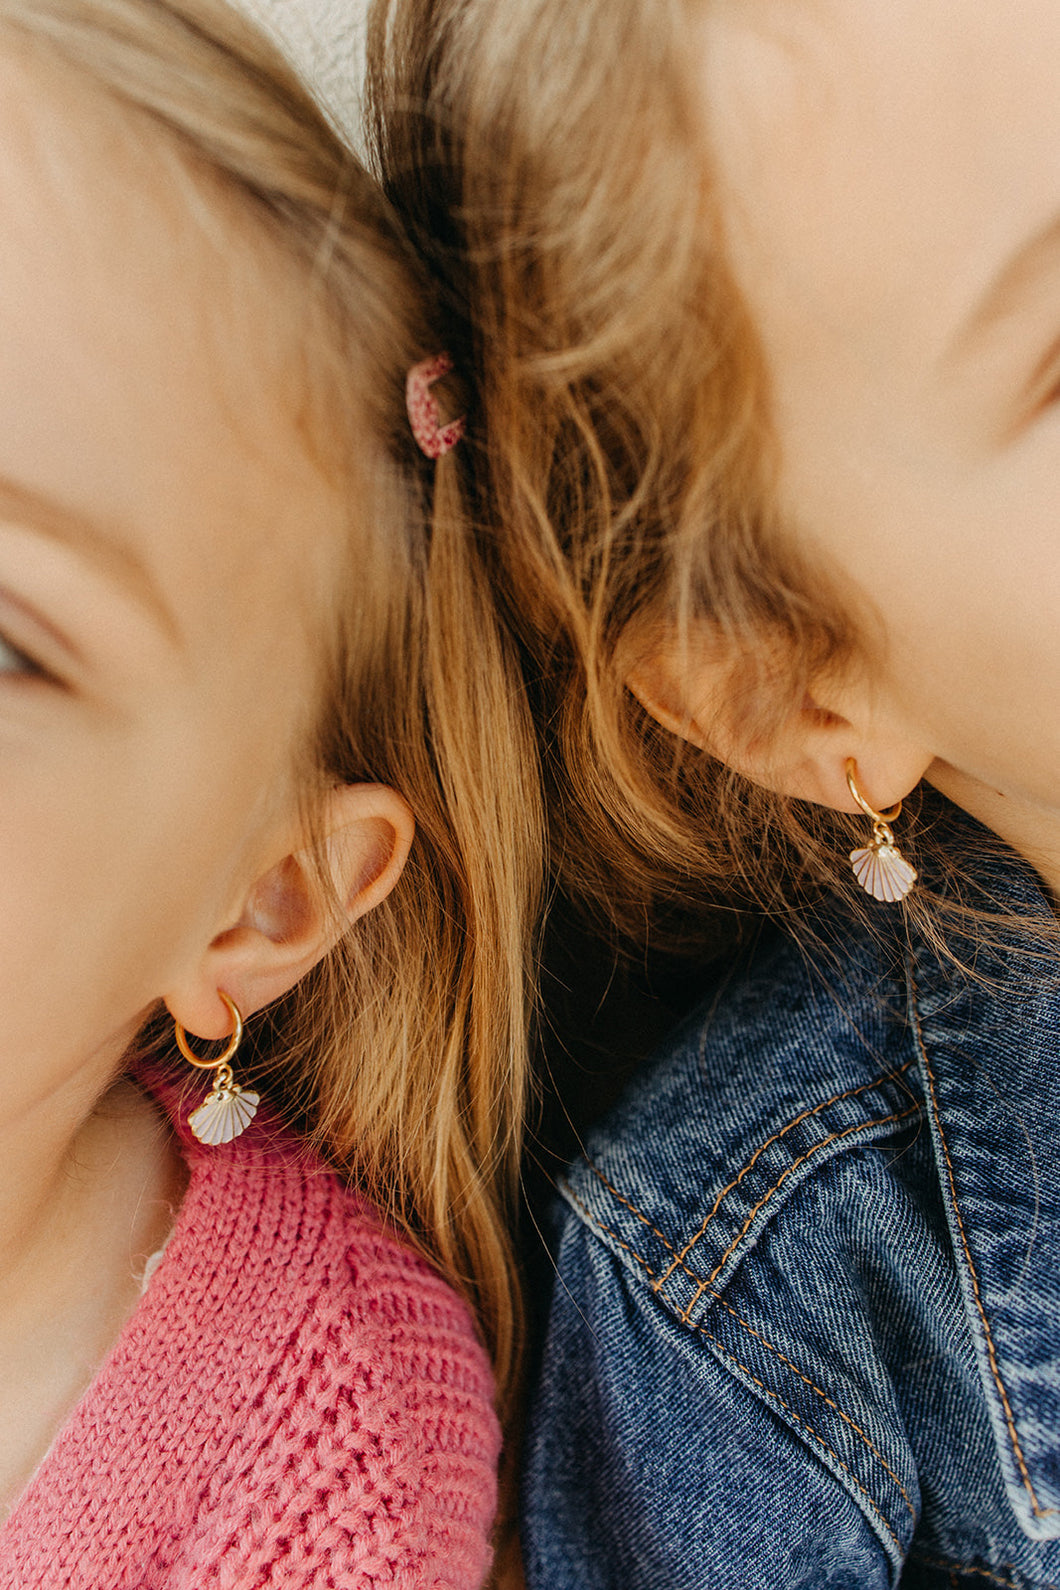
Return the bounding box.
[0,34,341,669]
[697,0,1060,378]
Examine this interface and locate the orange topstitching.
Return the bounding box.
[907,959,1053,1520]
[653,1059,915,1290]
[561,1178,917,1529]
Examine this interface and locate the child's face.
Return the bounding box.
[698,0,1060,860]
[0,49,345,1112]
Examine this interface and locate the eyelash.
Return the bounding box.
[0,629,44,679]
[1031,335,1060,413]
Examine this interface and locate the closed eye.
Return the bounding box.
[1026,330,1060,417]
[0,630,43,679]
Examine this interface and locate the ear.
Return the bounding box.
[163,784,414,1042]
[627,620,932,817]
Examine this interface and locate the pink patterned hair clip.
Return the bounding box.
[406,353,466,460]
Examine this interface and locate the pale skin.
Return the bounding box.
[636,0,1060,894]
[0,48,412,1511]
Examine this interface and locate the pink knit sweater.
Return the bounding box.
[0,1075,500,1588]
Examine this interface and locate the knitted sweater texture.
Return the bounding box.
[0,1078,499,1588]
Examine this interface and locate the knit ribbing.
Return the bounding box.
[0,1074,499,1588]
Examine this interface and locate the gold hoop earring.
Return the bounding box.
[845,759,918,902]
[175,991,260,1145]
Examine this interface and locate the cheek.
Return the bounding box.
[0,690,285,1094]
[777,403,1060,795]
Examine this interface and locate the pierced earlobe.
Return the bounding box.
[845,759,918,902]
[175,991,260,1145]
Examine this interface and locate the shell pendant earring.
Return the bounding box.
[845,759,918,902]
[175,992,260,1145]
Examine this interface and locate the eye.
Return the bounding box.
[1030,333,1060,413]
[0,630,41,677]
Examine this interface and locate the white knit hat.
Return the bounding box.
[235,0,370,156]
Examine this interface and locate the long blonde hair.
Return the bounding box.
[366,0,993,951]
[5,0,544,1407]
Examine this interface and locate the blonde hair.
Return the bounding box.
[4,0,544,1407]
[365,0,984,949]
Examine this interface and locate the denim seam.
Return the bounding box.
[588,1100,922,1314]
[568,1176,902,1545]
[585,1163,684,1261]
[691,1320,903,1556]
[907,1551,1054,1589]
[571,1161,903,1550]
[654,1060,916,1290]
[906,1553,1013,1588]
[713,1296,917,1525]
[562,1178,917,1528]
[907,958,1053,1521]
[560,1178,663,1282]
[583,1082,918,1295]
[682,1104,921,1306]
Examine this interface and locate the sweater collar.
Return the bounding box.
[2,1070,340,1568]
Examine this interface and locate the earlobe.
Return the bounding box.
[163,784,414,1039]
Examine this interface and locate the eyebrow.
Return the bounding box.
[0,474,178,644]
[948,212,1060,367]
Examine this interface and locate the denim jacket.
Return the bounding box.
[523,847,1060,1589]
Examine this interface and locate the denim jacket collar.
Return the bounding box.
[559,818,1060,1552]
[906,845,1060,1542]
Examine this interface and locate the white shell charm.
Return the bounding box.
[844,760,917,904]
[188,1066,260,1145]
[850,839,918,903]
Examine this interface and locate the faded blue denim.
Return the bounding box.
[523,842,1060,1588]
